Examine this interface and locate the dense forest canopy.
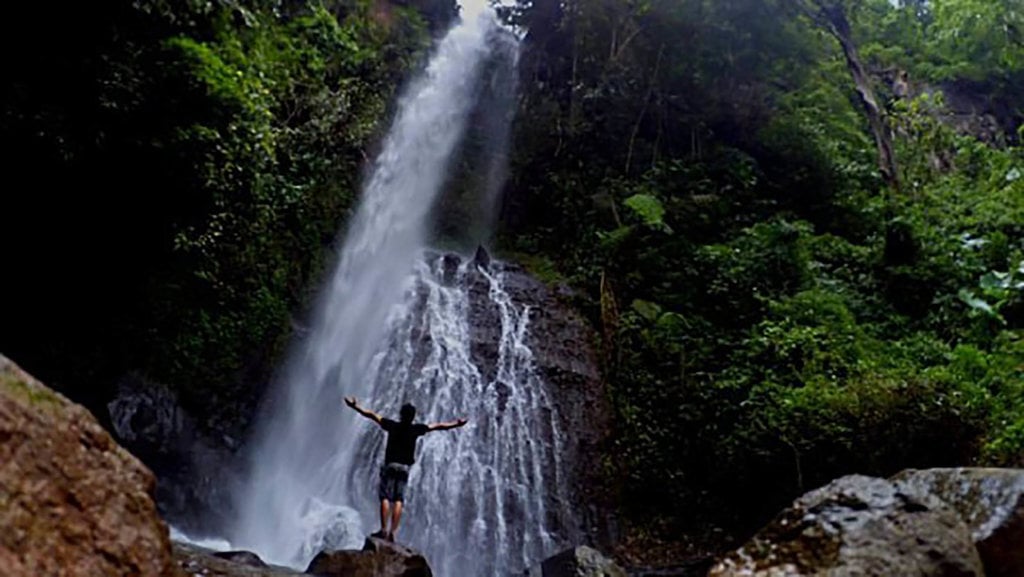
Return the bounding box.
[2,0,1023,560]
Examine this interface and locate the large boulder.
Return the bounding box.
[524,545,628,577]
[0,354,173,576]
[894,468,1024,577]
[305,536,432,577]
[709,475,984,577]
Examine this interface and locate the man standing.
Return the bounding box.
[344,396,468,542]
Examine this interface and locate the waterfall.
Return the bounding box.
[345,255,578,576]
[227,1,578,574]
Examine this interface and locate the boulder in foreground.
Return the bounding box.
[0,354,173,576]
[305,536,432,577]
[708,474,983,577]
[894,467,1024,577]
[524,545,628,577]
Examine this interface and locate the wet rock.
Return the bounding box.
[215,549,270,567]
[441,253,462,284]
[624,559,715,577]
[305,536,432,576]
[465,259,612,544]
[473,244,493,270]
[107,373,238,536]
[174,541,299,576]
[893,467,1024,577]
[0,354,173,577]
[709,475,983,577]
[525,545,628,577]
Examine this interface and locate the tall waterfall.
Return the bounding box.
[228,2,578,574]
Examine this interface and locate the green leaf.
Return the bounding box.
[979,271,1009,291]
[624,194,673,233]
[656,311,689,332]
[631,299,663,322]
[596,225,634,248]
[958,289,998,317]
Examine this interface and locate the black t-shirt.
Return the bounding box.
[381,419,430,465]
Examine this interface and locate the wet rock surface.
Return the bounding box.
[894,467,1024,577]
[464,255,612,543]
[174,542,299,576]
[0,354,173,577]
[709,474,984,577]
[524,545,628,577]
[305,536,432,577]
[215,549,271,567]
[107,373,239,535]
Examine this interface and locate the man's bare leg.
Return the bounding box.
[378,499,391,536]
[389,500,404,541]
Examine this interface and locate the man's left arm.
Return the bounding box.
[427,418,468,432]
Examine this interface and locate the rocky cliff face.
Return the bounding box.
[462,252,613,544]
[0,354,173,576]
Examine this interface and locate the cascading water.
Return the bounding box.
[345,255,579,576]
[227,1,579,574]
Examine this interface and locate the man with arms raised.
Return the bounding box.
[344,396,468,542]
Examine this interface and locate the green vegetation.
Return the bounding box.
[2,0,1022,560]
[1,376,62,409]
[2,0,438,427]
[503,0,1024,545]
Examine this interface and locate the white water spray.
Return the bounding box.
[228,2,578,573]
[344,256,578,575]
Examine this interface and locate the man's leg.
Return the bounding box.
[379,499,391,534]
[389,500,403,540]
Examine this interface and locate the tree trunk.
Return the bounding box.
[811,1,899,188]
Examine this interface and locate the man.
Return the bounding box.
[344,396,468,542]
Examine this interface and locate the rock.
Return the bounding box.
[215,549,270,567]
[893,468,1024,577]
[305,536,432,577]
[624,560,715,577]
[525,545,628,577]
[175,541,299,576]
[473,244,492,270]
[466,259,612,544]
[107,373,238,536]
[0,354,173,576]
[708,474,984,577]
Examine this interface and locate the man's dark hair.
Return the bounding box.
[400,403,416,423]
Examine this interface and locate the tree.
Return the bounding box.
[796,0,899,187]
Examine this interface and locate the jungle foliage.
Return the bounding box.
[2,0,438,428]
[2,0,1022,557]
[501,0,1024,545]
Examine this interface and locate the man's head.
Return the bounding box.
[400,403,416,424]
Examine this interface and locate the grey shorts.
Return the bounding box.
[379,463,411,502]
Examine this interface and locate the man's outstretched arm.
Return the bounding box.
[344,396,384,426]
[428,418,468,432]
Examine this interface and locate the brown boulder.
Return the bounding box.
[305,536,432,577]
[894,468,1024,577]
[709,475,983,577]
[0,354,173,576]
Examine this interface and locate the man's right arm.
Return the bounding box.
[344,396,384,426]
